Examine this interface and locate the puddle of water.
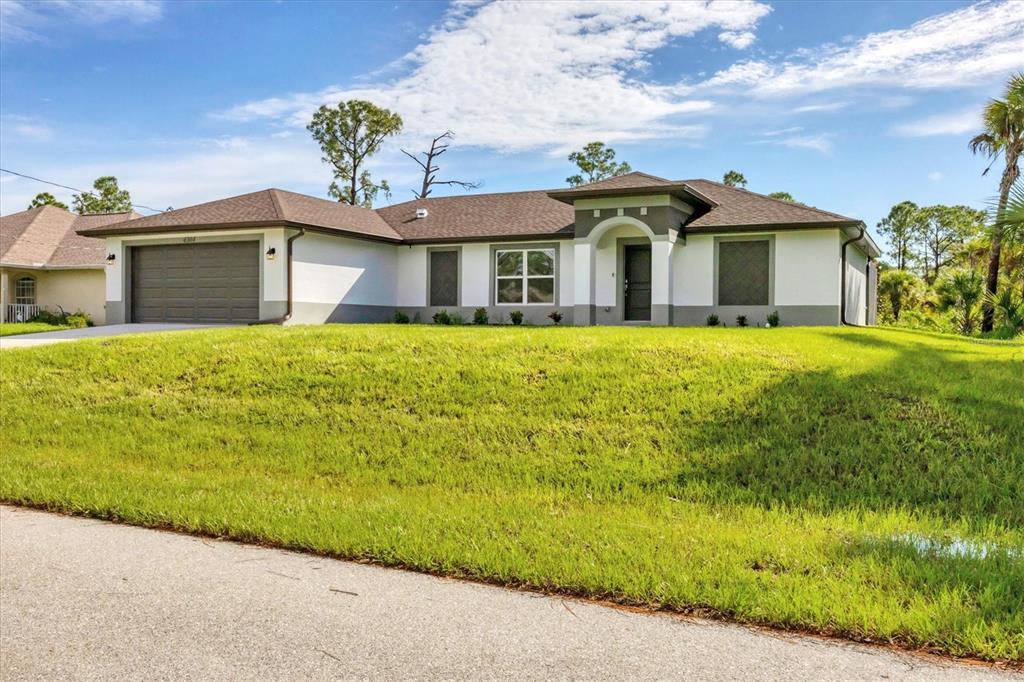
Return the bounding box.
[890,533,1021,560]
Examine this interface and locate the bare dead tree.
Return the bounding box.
[402,131,481,199]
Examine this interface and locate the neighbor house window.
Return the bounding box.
[717,240,770,305]
[15,277,36,305]
[495,248,555,304]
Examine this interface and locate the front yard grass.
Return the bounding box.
[0,322,72,336]
[1,325,1021,661]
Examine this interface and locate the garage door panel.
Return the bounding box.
[132,242,259,323]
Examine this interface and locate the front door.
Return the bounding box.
[623,244,652,321]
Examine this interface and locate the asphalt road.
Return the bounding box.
[0,505,1016,680]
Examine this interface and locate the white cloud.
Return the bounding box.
[1,0,162,43]
[718,30,756,49]
[791,101,847,113]
[703,1,1024,95]
[753,132,834,155]
[928,171,944,181]
[890,109,981,137]
[2,115,53,141]
[217,1,771,152]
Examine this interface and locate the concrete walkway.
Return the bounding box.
[0,323,226,349]
[1,507,1015,680]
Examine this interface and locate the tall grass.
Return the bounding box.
[1,325,1021,660]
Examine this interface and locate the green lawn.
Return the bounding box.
[0,322,72,336]
[1,325,1021,661]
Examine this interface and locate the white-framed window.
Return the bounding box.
[15,276,36,305]
[495,248,555,305]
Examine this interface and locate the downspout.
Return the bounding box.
[840,224,865,326]
[251,227,305,325]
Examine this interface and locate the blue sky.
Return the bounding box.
[2,0,1023,253]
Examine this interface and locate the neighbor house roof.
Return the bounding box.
[78,188,403,241]
[0,206,139,268]
[77,172,867,247]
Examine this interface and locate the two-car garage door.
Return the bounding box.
[131,242,260,323]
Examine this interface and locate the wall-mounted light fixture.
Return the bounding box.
[105,253,116,264]
[266,247,277,261]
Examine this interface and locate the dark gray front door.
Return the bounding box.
[623,244,651,321]
[131,242,260,323]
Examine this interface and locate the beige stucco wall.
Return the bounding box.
[0,267,106,325]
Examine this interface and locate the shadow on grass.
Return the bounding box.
[670,331,1024,528]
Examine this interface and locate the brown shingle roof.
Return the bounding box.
[78,188,403,241]
[1,206,137,268]
[546,171,717,208]
[681,179,859,230]
[377,190,575,242]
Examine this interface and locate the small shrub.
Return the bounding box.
[736,315,748,327]
[548,310,563,325]
[766,310,780,328]
[432,310,452,325]
[706,314,720,327]
[473,307,489,325]
[30,308,92,328]
[509,310,524,326]
[394,311,410,324]
[65,313,92,328]
[449,313,465,325]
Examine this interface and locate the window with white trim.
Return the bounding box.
[15,276,36,305]
[495,248,555,304]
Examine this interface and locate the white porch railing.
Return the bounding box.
[4,304,41,323]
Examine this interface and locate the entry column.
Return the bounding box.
[573,239,595,325]
[651,231,676,325]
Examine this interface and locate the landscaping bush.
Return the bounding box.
[767,311,780,328]
[449,313,465,325]
[473,308,489,325]
[393,311,410,324]
[706,314,720,327]
[432,310,452,325]
[735,315,748,327]
[509,310,524,325]
[547,310,563,325]
[30,309,92,328]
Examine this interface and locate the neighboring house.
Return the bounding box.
[78,172,880,327]
[0,206,139,324]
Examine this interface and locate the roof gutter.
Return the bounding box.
[251,227,305,326]
[840,224,866,326]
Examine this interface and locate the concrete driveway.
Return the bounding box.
[1,506,1014,681]
[0,323,228,349]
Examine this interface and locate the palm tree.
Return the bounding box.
[969,72,1024,332]
[936,270,985,335]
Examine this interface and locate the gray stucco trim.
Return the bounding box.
[673,305,840,327]
[574,205,689,240]
[105,299,126,325]
[712,235,775,307]
[488,241,560,308]
[291,303,396,324]
[573,304,595,326]
[426,246,462,307]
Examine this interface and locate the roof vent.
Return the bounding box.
[415,207,429,219]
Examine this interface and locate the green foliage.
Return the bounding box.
[878,269,924,322]
[917,205,987,281]
[29,308,92,328]
[72,176,131,214]
[432,310,454,325]
[547,310,563,325]
[1,326,1022,660]
[985,287,1024,336]
[0,322,72,336]
[509,310,524,325]
[735,315,748,327]
[307,99,403,207]
[705,314,720,327]
[722,170,747,188]
[766,310,780,327]
[565,142,631,187]
[473,307,489,325]
[393,311,410,324]
[28,192,68,211]
[936,269,985,335]
[876,200,922,272]
[767,191,795,202]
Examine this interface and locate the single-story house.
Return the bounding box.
[77,172,880,327]
[0,206,140,324]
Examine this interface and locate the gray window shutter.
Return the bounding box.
[718,241,769,305]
